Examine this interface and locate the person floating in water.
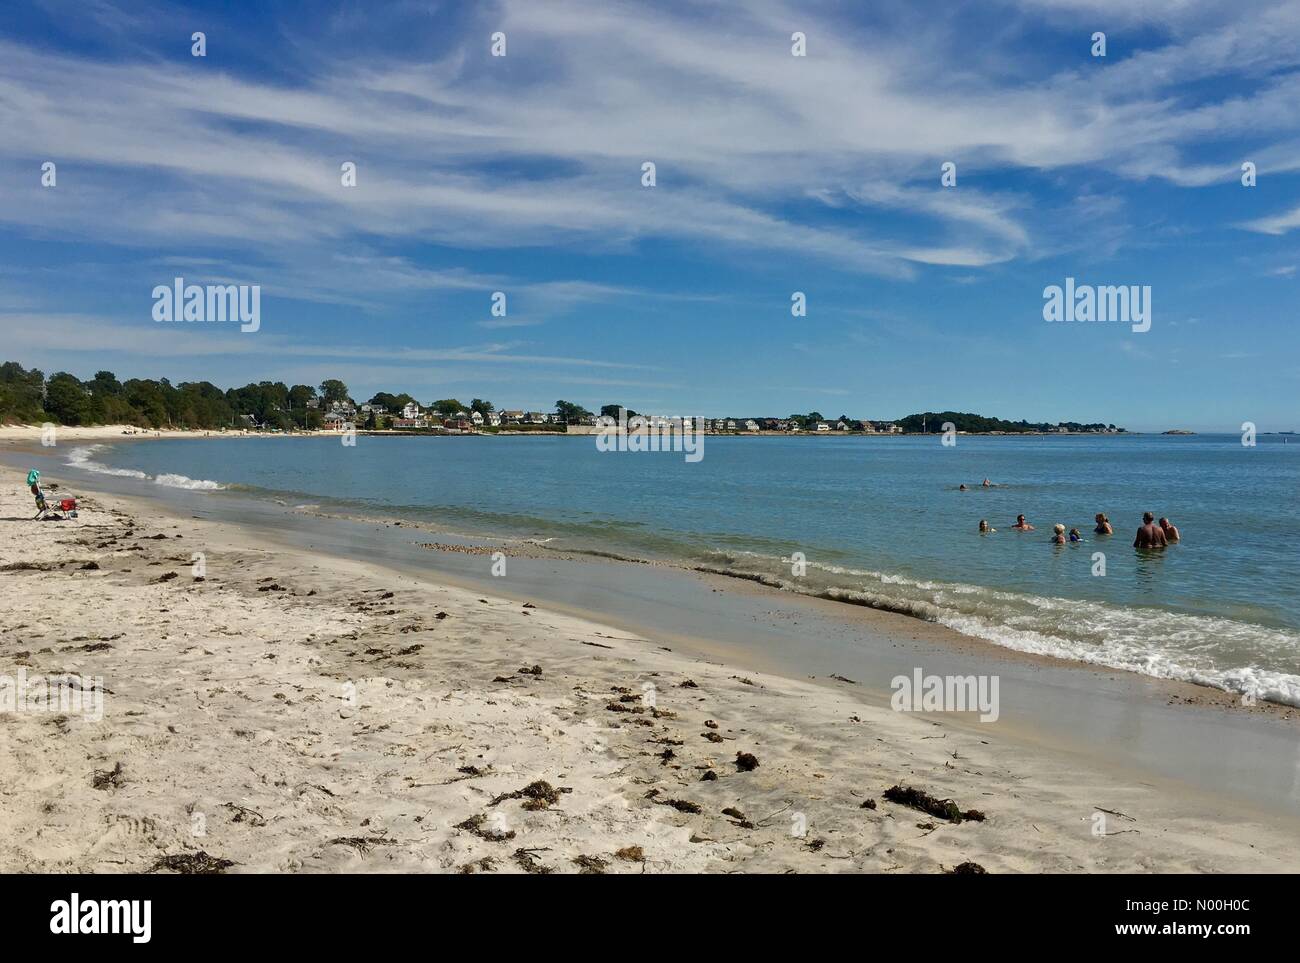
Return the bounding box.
[982,478,992,487]
[1159,517,1181,543]
[1134,512,1168,549]
[979,519,995,533]
[1051,524,1067,544]
[959,484,968,491]
[1012,514,1034,531]
[1094,513,1113,535]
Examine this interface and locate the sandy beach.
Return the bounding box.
[3,450,1299,873]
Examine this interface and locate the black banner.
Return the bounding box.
[2,874,1272,947]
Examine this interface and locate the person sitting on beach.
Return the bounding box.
[979,519,995,533]
[1134,512,1168,549]
[1012,514,1034,531]
[1069,528,1082,543]
[1051,524,1066,544]
[1094,513,1113,535]
[1159,517,1181,543]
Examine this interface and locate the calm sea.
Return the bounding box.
[73,432,1300,705]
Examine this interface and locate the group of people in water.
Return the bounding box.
[979,512,1180,547]
[964,480,1181,549]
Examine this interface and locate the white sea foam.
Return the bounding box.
[154,473,225,491]
[66,446,223,490]
[66,446,148,479]
[720,549,1300,708]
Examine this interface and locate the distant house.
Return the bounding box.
[836,420,851,431]
[470,410,484,425]
[486,412,501,427]
[525,412,547,424]
[742,419,760,432]
[442,416,472,431]
[322,411,351,429]
[724,419,737,431]
[814,421,831,432]
[500,410,525,424]
[391,417,426,429]
[401,402,422,420]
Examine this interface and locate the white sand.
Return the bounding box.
[2,477,1298,873]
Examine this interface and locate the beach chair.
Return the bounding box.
[27,469,78,520]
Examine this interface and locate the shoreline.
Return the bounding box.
[1,423,1182,444]
[10,432,1300,717]
[3,465,1299,872]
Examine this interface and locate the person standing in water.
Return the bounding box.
[1094,513,1113,535]
[1012,514,1034,531]
[1159,517,1181,542]
[1134,512,1168,549]
[1050,524,1067,544]
[979,519,995,533]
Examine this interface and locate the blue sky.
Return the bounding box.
[1,0,1297,431]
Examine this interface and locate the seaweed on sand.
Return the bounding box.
[91,762,126,790]
[149,851,236,874]
[882,785,985,824]
[327,835,399,855]
[455,814,516,842]
[512,848,553,874]
[489,780,572,811]
[572,854,608,874]
[658,798,702,814]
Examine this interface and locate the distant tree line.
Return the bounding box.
[1,360,333,430]
[0,360,601,430]
[897,411,1121,433]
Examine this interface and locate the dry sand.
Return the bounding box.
[2,476,1298,874]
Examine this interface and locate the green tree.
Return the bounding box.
[45,372,91,425]
[367,392,415,413]
[470,398,494,415]
[431,398,465,416]
[319,379,350,407]
[555,400,592,423]
[0,362,47,422]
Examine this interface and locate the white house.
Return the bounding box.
[401,402,421,420]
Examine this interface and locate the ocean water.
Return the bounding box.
[73,433,1300,705]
